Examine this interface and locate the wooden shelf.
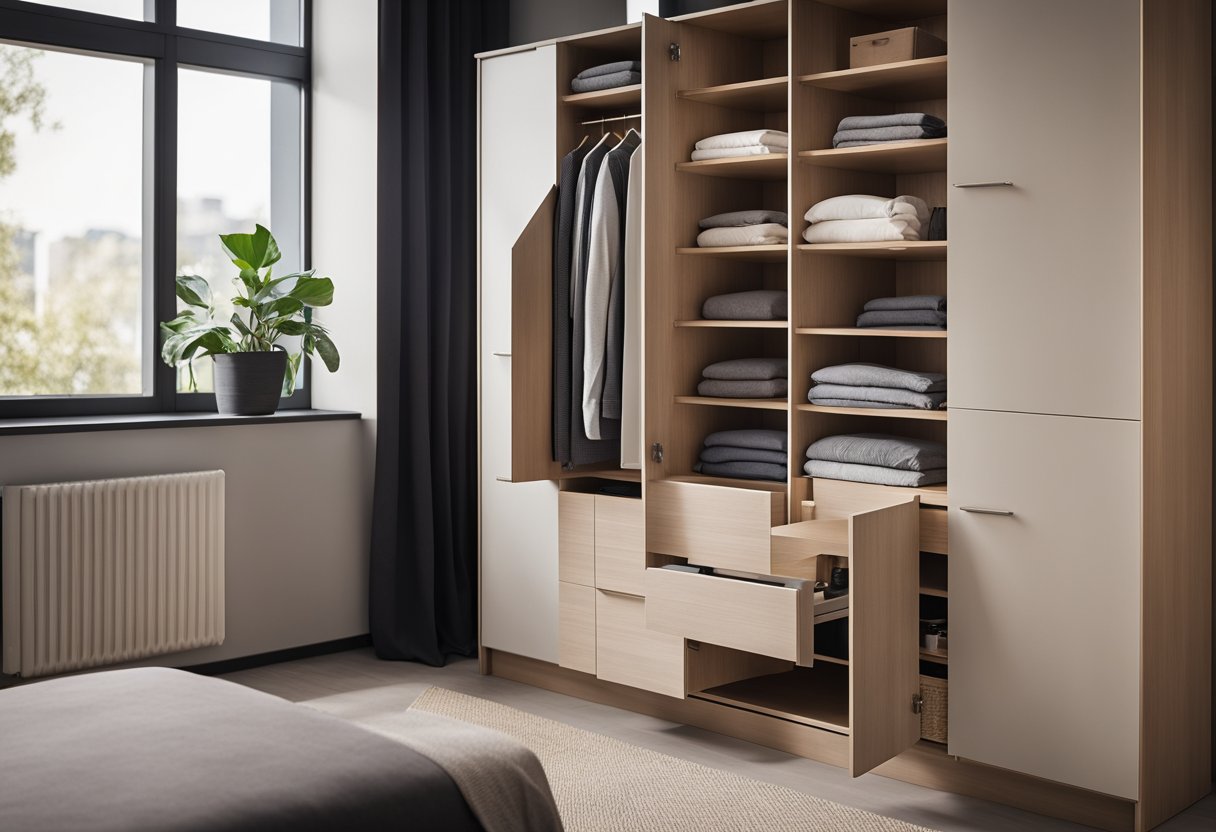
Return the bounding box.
[666,474,786,493]
[812,653,849,667]
[676,76,789,111]
[798,139,946,174]
[797,403,948,421]
[920,585,948,599]
[795,327,947,339]
[676,154,787,180]
[808,476,948,508]
[556,467,642,483]
[677,245,787,262]
[797,241,947,260]
[674,395,789,411]
[674,319,788,329]
[920,648,949,665]
[798,56,948,100]
[694,664,850,735]
[560,84,641,111]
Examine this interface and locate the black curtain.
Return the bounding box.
[372,1,509,665]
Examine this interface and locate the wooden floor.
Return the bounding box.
[223,648,1216,832]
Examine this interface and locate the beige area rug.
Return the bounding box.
[405,687,936,832]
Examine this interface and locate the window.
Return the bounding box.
[0,1,310,418]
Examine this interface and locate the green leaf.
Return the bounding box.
[311,330,340,372]
[230,312,254,339]
[161,323,239,366]
[175,274,212,309]
[282,352,302,396]
[237,268,261,297]
[286,275,334,307]
[251,272,307,304]
[261,296,305,319]
[219,224,281,271]
[273,319,308,335]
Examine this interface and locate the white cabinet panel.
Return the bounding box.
[947,0,1141,419]
[479,46,559,662]
[948,408,1140,798]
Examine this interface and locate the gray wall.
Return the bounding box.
[510,0,627,45]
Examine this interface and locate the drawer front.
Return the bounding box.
[594,495,645,595]
[644,567,812,665]
[558,581,596,674]
[647,480,786,573]
[595,590,684,698]
[558,491,595,586]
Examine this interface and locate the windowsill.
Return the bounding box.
[0,409,361,437]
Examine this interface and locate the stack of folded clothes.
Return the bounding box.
[702,289,787,321]
[808,363,946,410]
[694,428,787,482]
[697,209,788,248]
[570,60,641,93]
[691,129,788,160]
[698,357,787,399]
[804,433,946,487]
[803,194,928,244]
[832,113,946,148]
[856,294,946,330]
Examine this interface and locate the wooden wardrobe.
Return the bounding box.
[476,2,1212,830]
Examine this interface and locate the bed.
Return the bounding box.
[0,667,562,832]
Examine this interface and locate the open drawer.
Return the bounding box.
[646,478,787,573]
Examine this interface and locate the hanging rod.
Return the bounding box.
[580,112,642,126]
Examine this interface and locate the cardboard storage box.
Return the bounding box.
[850,27,946,69]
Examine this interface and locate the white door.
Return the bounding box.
[479,46,560,662]
[948,409,1140,798]
[947,0,1141,419]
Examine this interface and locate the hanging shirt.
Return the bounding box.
[552,138,592,464]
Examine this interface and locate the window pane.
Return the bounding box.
[177,0,302,46]
[36,1,149,20]
[0,44,151,397]
[177,68,303,393]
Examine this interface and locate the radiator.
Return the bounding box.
[2,470,225,678]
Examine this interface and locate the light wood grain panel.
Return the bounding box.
[799,55,947,99]
[696,663,851,734]
[558,491,596,586]
[796,241,947,260]
[558,581,596,674]
[684,640,792,693]
[647,479,785,572]
[799,139,946,173]
[675,154,789,180]
[770,517,848,579]
[811,475,947,508]
[645,567,813,665]
[594,495,646,596]
[850,498,921,775]
[796,404,947,421]
[510,187,562,482]
[677,76,789,110]
[1138,0,1213,826]
[560,84,641,110]
[595,590,685,698]
[918,506,948,554]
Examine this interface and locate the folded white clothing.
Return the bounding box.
[802,217,920,244]
[694,129,789,151]
[804,194,929,224]
[698,223,788,247]
[690,145,783,161]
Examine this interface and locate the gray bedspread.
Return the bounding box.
[805,433,947,472]
[804,459,947,487]
[0,668,497,832]
[809,384,946,410]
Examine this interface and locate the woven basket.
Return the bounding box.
[920,676,948,743]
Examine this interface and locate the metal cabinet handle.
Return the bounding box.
[960,506,1015,516]
[952,181,1014,188]
[491,351,511,357]
[495,476,511,483]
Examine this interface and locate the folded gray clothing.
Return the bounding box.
[806,433,947,472]
[703,357,787,381]
[811,363,945,393]
[702,290,787,321]
[835,139,946,148]
[863,295,946,313]
[808,384,947,410]
[571,71,641,93]
[837,113,946,131]
[804,459,947,487]
[857,309,947,328]
[697,378,787,398]
[810,398,937,410]
[694,460,787,482]
[704,428,786,452]
[832,125,945,147]
[865,325,947,330]
[699,445,788,465]
[699,209,788,229]
[575,60,641,80]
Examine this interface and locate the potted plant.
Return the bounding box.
[160,224,339,415]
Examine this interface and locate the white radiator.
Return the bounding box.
[2,470,225,678]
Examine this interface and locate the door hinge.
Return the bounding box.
[669,42,681,61]
[650,442,664,463]
[911,693,924,715]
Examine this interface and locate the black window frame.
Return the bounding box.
[0,0,312,419]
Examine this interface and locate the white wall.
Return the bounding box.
[510,0,627,45]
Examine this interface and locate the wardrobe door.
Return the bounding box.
[947,0,1141,420]
[949,409,1140,798]
[479,46,561,663]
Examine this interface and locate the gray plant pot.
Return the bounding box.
[213,351,287,416]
